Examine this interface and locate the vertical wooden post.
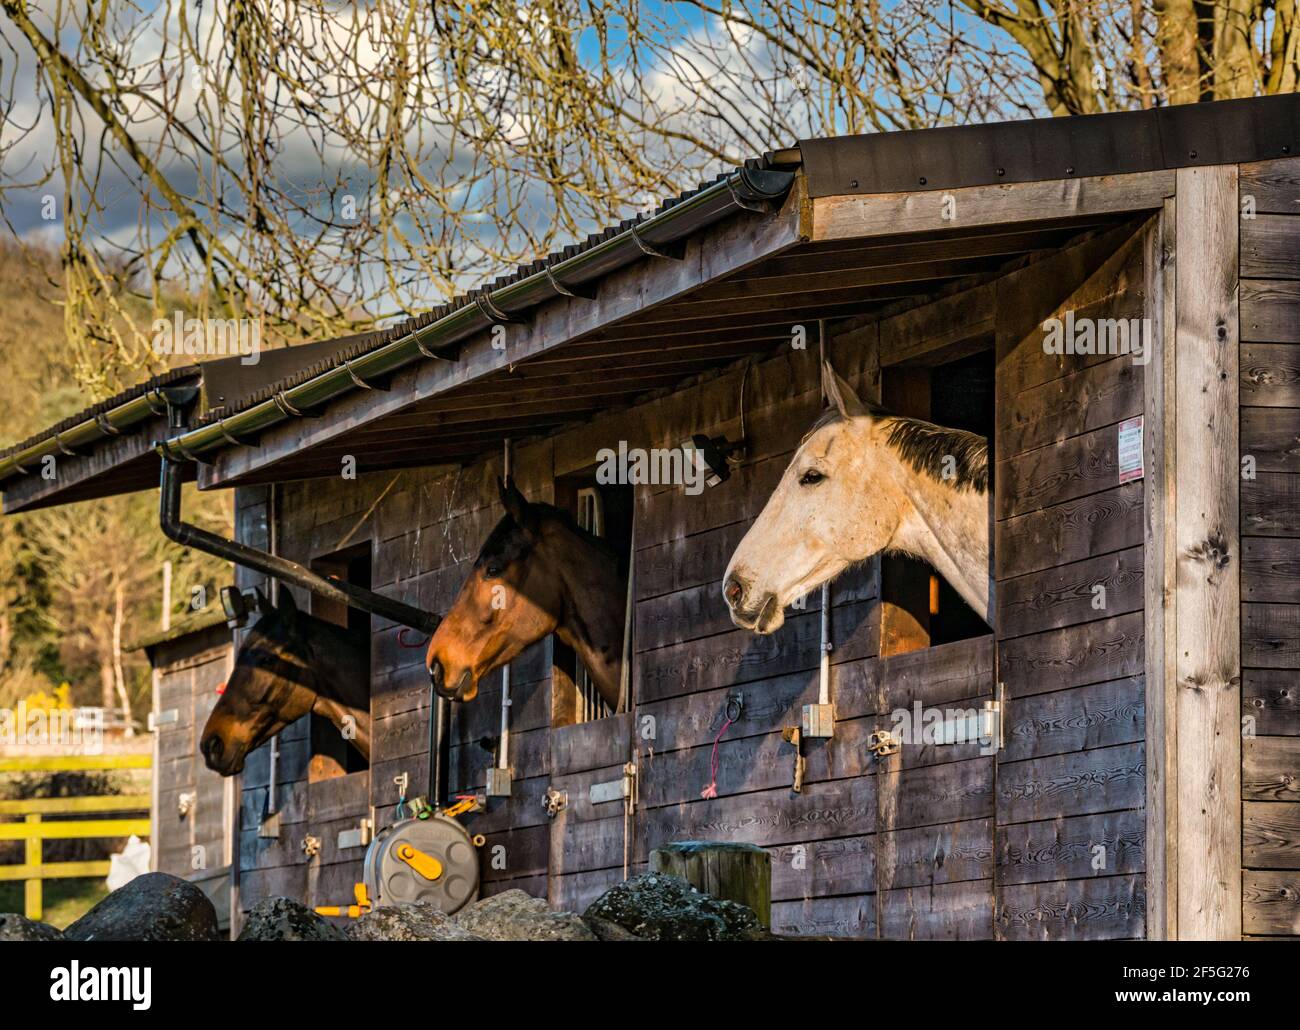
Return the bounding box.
[1165,165,1242,939]
[650,842,771,926]
[25,813,41,921]
[1144,199,1177,940]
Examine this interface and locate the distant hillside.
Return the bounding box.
[0,242,80,445]
[0,240,232,725]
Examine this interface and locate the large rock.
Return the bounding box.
[453,889,596,941]
[584,872,765,941]
[581,914,646,941]
[348,902,486,941]
[237,897,347,941]
[65,872,219,942]
[0,913,65,941]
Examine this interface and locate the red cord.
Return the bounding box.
[700,713,736,799]
[397,627,430,649]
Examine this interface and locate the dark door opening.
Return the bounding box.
[880,349,995,653]
[551,474,633,726]
[308,543,371,779]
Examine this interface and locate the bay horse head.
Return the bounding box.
[426,477,626,706]
[723,361,992,635]
[200,590,370,776]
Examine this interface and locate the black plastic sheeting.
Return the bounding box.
[800,93,1299,198]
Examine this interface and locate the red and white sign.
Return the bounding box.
[1118,416,1144,483]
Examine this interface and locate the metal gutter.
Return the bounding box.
[155,166,795,463]
[0,371,195,483]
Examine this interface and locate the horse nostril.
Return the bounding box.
[202,735,222,762]
[724,575,746,606]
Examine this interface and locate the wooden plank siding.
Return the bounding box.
[150,631,234,922]
[993,220,1150,940]
[1239,157,1300,939]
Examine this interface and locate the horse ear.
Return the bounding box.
[277,588,298,618]
[498,476,535,533]
[822,361,866,418]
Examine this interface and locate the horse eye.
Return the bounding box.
[799,469,826,486]
[484,563,502,578]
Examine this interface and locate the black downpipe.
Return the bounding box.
[430,695,449,808]
[158,401,440,636]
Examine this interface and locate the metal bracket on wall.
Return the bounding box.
[258,811,281,839]
[867,729,901,760]
[542,786,568,818]
[486,766,513,797]
[802,702,834,739]
[301,835,321,858]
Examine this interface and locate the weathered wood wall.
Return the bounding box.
[150,624,233,927]
[992,223,1149,939]
[1239,157,1300,939]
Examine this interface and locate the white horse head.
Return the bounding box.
[723,361,992,634]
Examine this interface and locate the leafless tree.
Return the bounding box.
[0,1,1293,397]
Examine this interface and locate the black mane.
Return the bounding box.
[478,499,623,568]
[805,406,989,494]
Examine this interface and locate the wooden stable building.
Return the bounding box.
[3,94,1298,940]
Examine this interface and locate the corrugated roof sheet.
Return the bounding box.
[0,365,199,461]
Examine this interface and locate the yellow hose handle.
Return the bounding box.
[442,796,478,819]
[396,842,443,881]
[315,881,372,918]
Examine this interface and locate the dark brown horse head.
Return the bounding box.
[426,477,624,704]
[201,590,320,776]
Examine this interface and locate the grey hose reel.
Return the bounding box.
[362,809,480,915]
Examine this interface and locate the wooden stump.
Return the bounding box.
[650,841,771,926]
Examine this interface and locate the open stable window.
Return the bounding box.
[308,543,372,779]
[880,348,995,654]
[551,474,634,726]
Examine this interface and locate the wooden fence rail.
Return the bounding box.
[0,755,151,922]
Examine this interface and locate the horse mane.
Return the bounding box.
[480,499,626,574]
[805,406,989,494]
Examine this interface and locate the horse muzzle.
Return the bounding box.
[428,661,473,702]
[723,573,782,634]
[200,732,246,777]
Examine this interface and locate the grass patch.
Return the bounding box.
[0,877,107,930]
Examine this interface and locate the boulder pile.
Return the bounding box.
[4,869,777,941]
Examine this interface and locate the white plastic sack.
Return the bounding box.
[106,834,151,891]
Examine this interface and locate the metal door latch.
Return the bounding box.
[589,763,637,810]
[782,726,806,793]
[931,700,1002,747]
[148,708,179,731]
[337,818,372,850]
[542,786,568,818]
[177,791,196,817]
[867,729,901,759]
[301,835,321,858]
